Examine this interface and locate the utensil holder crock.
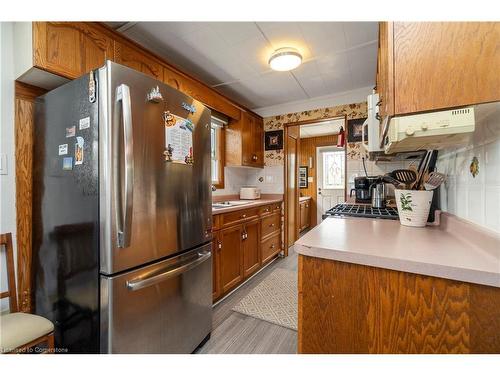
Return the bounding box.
[395,189,434,227]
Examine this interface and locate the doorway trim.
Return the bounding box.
[283,115,347,251]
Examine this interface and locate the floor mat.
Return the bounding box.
[231,268,297,331]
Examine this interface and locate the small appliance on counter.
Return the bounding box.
[350,176,379,203]
[240,186,261,200]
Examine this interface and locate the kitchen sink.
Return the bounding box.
[212,200,253,208]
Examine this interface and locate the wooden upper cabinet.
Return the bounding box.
[379,22,500,116]
[226,111,264,168]
[376,22,394,118]
[33,22,114,79]
[114,42,162,80]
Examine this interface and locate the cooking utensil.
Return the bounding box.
[423,172,446,190]
[391,169,417,188]
[382,175,406,189]
[413,150,431,190]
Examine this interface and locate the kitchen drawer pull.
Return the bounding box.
[269,223,275,227]
[241,214,247,218]
[126,251,211,291]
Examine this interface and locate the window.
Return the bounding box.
[322,150,345,189]
[211,115,226,188]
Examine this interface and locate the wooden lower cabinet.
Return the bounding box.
[299,200,311,232]
[219,225,244,294]
[298,255,500,353]
[211,235,221,301]
[212,202,283,302]
[261,233,281,265]
[242,219,261,278]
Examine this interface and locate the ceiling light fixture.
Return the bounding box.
[268,47,302,71]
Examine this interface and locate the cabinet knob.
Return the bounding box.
[270,223,275,227]
[252,154,258,161]
[217,241,222,249]
[270,244,275,249]
[241,214,246,218]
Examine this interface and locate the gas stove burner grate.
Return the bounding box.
[325,203,399,220]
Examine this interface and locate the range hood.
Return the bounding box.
[383,106,476,153]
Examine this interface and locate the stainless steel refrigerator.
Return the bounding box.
[33,61,213,353]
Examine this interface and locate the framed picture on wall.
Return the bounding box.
[347,118,367,143]
[299,166,308,188]
[264,130,284,151]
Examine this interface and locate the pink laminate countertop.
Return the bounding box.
[211,197,283,215]
[295,213,500,287]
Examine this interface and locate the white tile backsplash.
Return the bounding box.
[213,165,284,196]
[436,102,500,233]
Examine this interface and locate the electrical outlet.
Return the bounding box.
[0,153,7,175]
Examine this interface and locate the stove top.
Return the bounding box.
[325,203,399,220]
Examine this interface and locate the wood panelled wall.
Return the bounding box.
[14,82,47,312]
[298,134,338,228]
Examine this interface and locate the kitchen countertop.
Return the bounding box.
[212,195,283,215]
[295,213,500,287]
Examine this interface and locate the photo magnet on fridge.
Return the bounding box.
[62,157,73,171]
[75,136,84,165]
[66,126,76,138]
[58,144,68,155]
[79,116,90,130]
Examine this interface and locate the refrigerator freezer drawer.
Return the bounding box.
[100,243,212,353]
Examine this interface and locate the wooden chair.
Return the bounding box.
[0,233,55,354]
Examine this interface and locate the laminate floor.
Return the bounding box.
[196,247,298,354]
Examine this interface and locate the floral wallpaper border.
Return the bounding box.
[263,101,368,166]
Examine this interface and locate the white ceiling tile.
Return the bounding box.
[209,22,260,45]
[234,34,274,74]
[298,22,346,56]
[322,73,353,94]
[316,51,350,78]
[296,74,329,98]
[343,22,379,48]
[348,42,377,88]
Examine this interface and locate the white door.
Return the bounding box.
[316,147,345,223]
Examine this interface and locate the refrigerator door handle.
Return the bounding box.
[114,84,134,248]
[125,250,211,291]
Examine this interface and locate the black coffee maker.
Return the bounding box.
[350,176,379,203]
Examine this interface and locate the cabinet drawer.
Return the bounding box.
[212,215,220,231]
[261,233,281,265]
[259,204,273,216]
[261,213,280,239]
[221,207,259,228]
[272,201,282,212]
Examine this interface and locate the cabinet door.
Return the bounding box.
[393,22,500,114]
[212,233,221,301]
[220,225,244,293]
[252,115,264,168]
[241,111,253,166]
[114,42,162,80]
[243,219,261,278]
[377,22,395,118]
[304,201,311,228]
[33,22,114,79]
[299,202,306,231]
